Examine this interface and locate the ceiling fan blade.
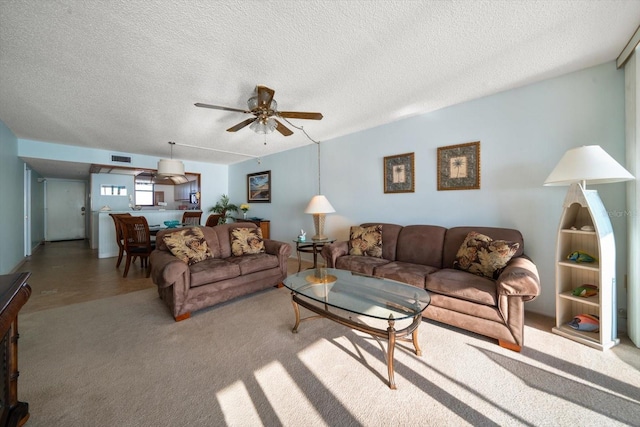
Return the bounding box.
[227,118,256,132]
[195,103,250,113]
[256,85,275,108]
[274,119,293,136]
[278,111,323,120]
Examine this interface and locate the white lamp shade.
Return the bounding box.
[304,195,336,214]
[544,145,635,186]
[157,159,185,176]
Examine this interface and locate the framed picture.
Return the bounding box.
[247,171,271,203]
[384,152,415,193]
[437,141,481,191]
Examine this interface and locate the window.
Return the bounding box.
[100,185,127,196]
[135,182,154,206]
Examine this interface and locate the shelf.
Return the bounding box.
[557,260,599,271]
[552,325,618,351]
[560,228,596,235]
[552,183,618,350]
[557,290,599,307]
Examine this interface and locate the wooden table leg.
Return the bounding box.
[291,293,301,333]
[387,316,397,390]
[412,322,422,356]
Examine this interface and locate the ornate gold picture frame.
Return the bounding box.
[384,152,415,193]
[437,141,480,191]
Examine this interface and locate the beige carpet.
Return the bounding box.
[18,287,640,426]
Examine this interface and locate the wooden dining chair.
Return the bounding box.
[182,211,202,226]
[119,216,154,278]
[205,214,222,227]
[109,213,131,268]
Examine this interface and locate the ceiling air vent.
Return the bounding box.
[111,155,131,163]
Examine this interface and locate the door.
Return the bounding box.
[46,180,87,241]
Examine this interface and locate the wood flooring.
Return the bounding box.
[17,239,311,315]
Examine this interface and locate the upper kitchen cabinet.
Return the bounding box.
[174,175,200,201]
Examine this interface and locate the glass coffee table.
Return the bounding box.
[283,268,431,389]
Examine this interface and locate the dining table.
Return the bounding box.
[148,224,187,236]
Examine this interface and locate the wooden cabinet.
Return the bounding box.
[551,183,619,350]
[174,182,190,201]
[0,272,31,427]
[234,218,270,239]
[173,181,199,201]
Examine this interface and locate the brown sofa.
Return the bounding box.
[321,223,541,351]
[150,223,291,321]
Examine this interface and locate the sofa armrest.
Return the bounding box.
[264,239,293,275]
[496,255,541,301]
[321,241,349,268]
[150,250,190,289]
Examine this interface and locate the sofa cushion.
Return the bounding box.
[349,225,383,257]
[395,225,447,268]
[212,222,259,258]
[361,223,403,261]
[230,227,265,256]
[227,253,279,275]
[453,231,520,279]
[373,261,439,288]
[443,227,524,269]
[426,268,497,307]
[335,255,390,276]
[189,258,241,287]
[162,227,214,265]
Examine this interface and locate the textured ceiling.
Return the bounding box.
[1,1,639,179]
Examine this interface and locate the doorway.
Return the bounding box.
[46,180,87,241]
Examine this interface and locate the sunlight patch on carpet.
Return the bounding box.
[217,380,261,425]
[254,360,329,426]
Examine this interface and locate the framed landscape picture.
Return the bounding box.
[384,152,415,193]
[247,171,271,203]
[437,141,480,191]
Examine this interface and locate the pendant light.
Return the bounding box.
[157,141,188,184]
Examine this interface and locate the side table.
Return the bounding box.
[293,238,336,272]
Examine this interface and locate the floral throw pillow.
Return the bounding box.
[230,227,265,256]
[349,225,383,258]
[453,231,520,279]
[162,227,213,265]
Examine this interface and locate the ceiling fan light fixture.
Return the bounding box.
[195,85,321,137]
[248,96,277,112]
[250,117,277,134]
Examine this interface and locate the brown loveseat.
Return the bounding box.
[321,223,540,351]
[150,223,291,321]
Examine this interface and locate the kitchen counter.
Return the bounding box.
[94,210,202,258]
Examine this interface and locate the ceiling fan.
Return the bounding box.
[195,85,323,137]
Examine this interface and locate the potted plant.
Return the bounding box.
[209,194,239,224]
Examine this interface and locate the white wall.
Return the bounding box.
[0,121,24,273]
[17,139,229,218]
[229,61,629,318]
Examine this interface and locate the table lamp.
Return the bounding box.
[304,195,335,241]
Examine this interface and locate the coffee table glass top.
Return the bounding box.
[283,268,430,321]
